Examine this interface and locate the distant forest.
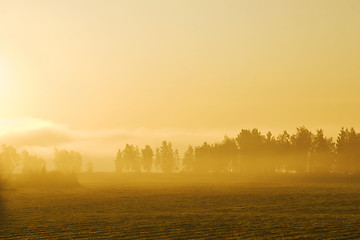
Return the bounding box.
[115,127,360,174]
[0,148,82,177]
[1,127,360,177]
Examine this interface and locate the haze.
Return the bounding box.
[1,0,360,171]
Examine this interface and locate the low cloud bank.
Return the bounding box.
[0,117,233,171]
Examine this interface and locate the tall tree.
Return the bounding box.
[174,149,180,172]
[263,131,278,172]
[336,128,360,173]
[54,149,82,174]
[114,149,123,173]
[212,136,238,172]
[276,131,292,173]
[0,145,20,176]
[194,142,213,173]
[122,144,141,172]
[159,141,176,173]
[290,127,313,173]
[182,145,195,172]
[141,145,154,172]
[311,129,335,173]
[236,129,266,173]
[222,136,239,172]
[22,150,46,175]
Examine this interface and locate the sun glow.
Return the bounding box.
[0,118,56,136]
[0,56,12,99]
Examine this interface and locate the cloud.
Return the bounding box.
[0,128,73,147]
[0,117,72,147]
[0,117,235,150]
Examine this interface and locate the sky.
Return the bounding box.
[0,0,360,171]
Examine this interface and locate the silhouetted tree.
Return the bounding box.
[115,149,123,172]
[159,141,176,173]
[174,149,181,172]
[122,144,141,172]
[122,145,132,171]
[154,148,161,172]
[276,131,293,172]
[141,145,154,172]
[0,145,20,176]
[112,127,360,174]
[311,129,335,173]
[134,146,141,172]
[22,150,46,175]
[54,149,82,174]
[222,136,239,172]
[194,142,213,173]
[336,128,360,173]
[290,127,313,173]
[261,132,278,172]
[212,136,238,172]
[182,145,195,172]
[236,129,266,173]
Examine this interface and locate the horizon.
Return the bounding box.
[1,119,359,172]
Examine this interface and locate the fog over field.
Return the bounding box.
[1,0,360,238]
[0,117,357,172]
[0,117,238,172]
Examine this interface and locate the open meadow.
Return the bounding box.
[1,174,359,239]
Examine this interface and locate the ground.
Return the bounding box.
[1,174,359,239]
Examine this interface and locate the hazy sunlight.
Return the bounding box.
[0,57,10,98]
[1,1,360,239]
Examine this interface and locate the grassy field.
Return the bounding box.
[1,174,360,239]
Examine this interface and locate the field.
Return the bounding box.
[1,174,360,239]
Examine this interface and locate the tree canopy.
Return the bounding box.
[115,127,360,174]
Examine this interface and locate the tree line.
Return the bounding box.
[115,127,360,174]
[0,147,83,177]
[1,126,360,176]
[115,141,181,173]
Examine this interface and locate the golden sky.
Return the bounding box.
[1,0,360,170]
